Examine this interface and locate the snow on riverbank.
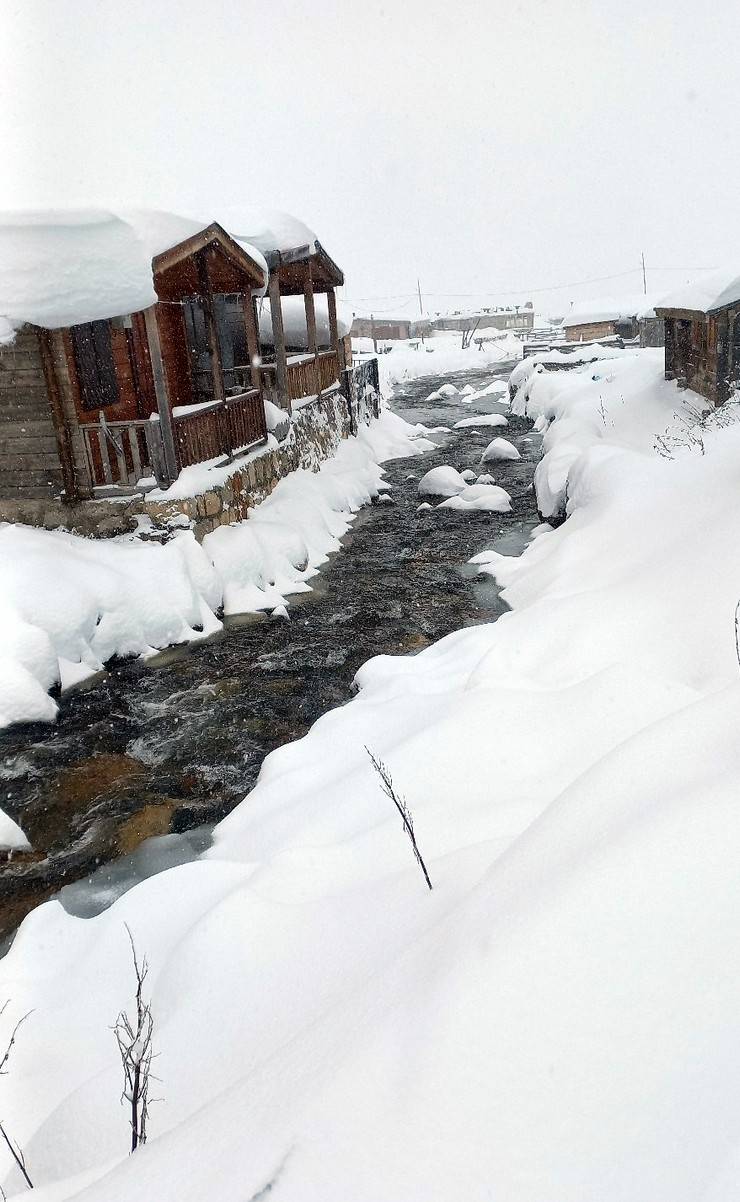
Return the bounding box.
[6,350,740,1200]
[0,411,431,732]
[354,331,522,391]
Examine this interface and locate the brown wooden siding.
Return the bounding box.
[156,303,193,409]
[565,320,617,342]
[0,327,63,498]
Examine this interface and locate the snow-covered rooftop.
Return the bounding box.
[200,207,319,261]
[654,268,740,315]
[562,295,654,328]
[0,208,276,332]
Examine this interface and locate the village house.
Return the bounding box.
[655,271,740,405]
[429,306,534,335]
[0,210,372,537]
[350,315,413,341]
[562,298,646,343]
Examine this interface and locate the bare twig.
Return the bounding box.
[0,1123,32,1190]
[113,926,157,1153]
[0,1002,33,1189]
[366,748,433,890]
[734,601,740,674]
[0,1012,32,1077]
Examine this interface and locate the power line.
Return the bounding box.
[346,265,721,306]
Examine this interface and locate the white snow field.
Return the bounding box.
[352,330,522,388]
[0,411,432,732]
[6,348,740,1200]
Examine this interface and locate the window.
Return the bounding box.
[71,320,119,411]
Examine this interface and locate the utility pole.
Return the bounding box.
[641,252,647,296]
[417,278,424,316]
[370,312,378,354]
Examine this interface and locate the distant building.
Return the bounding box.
[562,298,647,342]
[429,307,534,335]
[655,270,740,405]
[350,316,412,341]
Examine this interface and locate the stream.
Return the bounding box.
[0,360,542,940]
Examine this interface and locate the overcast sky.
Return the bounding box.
[2,0,738,318]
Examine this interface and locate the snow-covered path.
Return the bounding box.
[0,364,535,936]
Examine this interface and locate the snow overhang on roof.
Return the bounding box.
[0,209,268,332]
[654,268,740,318]
[561,296,649,328]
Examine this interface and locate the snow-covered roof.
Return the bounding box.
[200,207,319,261]
[0,208,269,332]
[654,268,740,315]
[258,295,352,348]
[562,296,652,328]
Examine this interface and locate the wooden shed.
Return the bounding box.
[655,272,740,405]
[562,299,643,343]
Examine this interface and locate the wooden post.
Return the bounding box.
[242,294,262,391]
[143,306,178,482]
[327,287,339,350]
[304,269,320,399]
[371,312,378,354]
[37,327,80,501]
[196,252,225,403]
[268,270,290,413]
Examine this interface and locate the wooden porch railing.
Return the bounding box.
[173,388,267,470]
[81,418,161,490]
[317,349,340,393]
[286,350,341,402]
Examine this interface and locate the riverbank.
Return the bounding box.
[6,347,740,1202]
[0,362,536,939]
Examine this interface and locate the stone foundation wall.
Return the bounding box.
[0,382,380,541]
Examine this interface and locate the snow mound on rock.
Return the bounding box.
[437,483,512,512]
[481,437,521,463]
[417,465,468,497]
[454,413,508,430]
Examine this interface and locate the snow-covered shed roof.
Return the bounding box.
[258,295,353,348]
[562,295,652,328]
[204,207,319,261]
[654,268,740,317]
[0,209,268,333]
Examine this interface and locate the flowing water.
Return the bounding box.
[0,361,543,939]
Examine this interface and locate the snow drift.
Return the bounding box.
[5,352,740,1201]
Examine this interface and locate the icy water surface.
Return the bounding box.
[0,362,542,938]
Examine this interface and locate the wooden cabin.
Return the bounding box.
[350,316,412,341]
[0,216,350,504]
[563,301,640,343]
[655,274,740,405]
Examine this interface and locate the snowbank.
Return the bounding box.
[7,351,740,1201]
[0,411,429,730]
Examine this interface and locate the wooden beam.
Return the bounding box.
[268,271,290,413]
[37,327,80,501]
[304,269,320,399]
[327,287,339,350]
[143,306,178,481]
[242,294,261,392]
[196,251,225,403]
